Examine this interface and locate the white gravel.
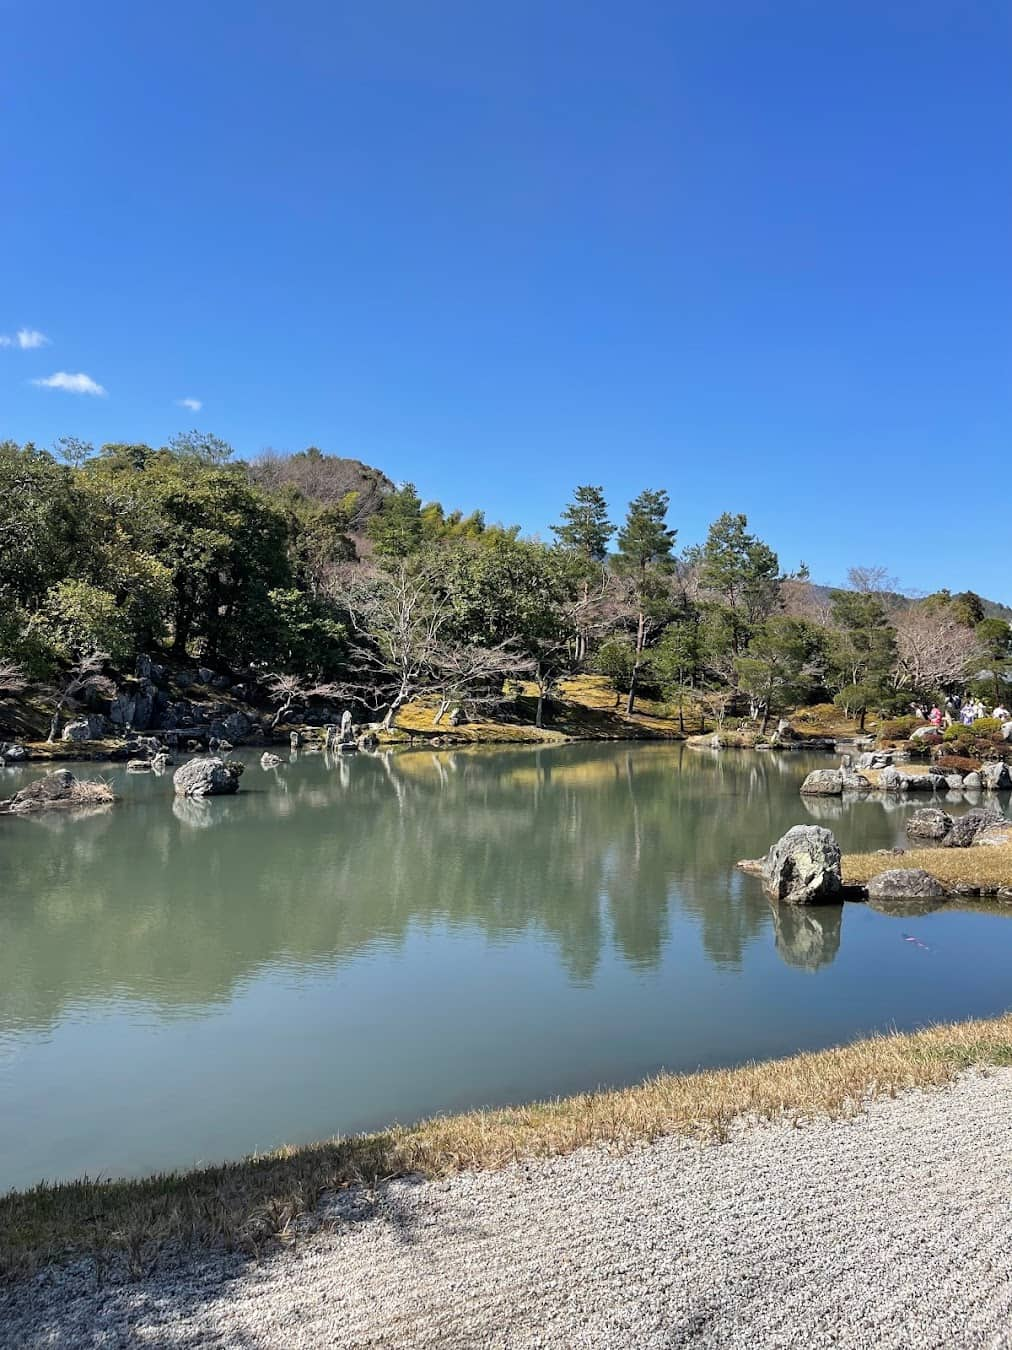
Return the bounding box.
[6,1070,1012,1348]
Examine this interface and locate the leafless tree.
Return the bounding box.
[46,650,117,742]
[891,605,985,695]
[328,559,530,730]
[264,672,343,730]
[0,661,27,696]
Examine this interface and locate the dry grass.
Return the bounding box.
[385,677,690,745]
[843,843,1012,891]
[4,1014,1012,1282]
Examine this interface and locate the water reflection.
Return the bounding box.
[769,902,842,970]
[2,746,1010,1039]
[5,743,1012,1188]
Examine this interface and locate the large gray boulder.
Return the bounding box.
[172,756,243,798]
[905,808,952,841]
[0,741,29,762]
[799,769,844,797]
[877,767,909,793]
[762,825,842,905]
[943,807,1004,848]
[963,771,983,790]
[981,762,1012,791]
[866,869,947,901]
[221,711,250,742]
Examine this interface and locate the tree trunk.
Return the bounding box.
[47,711,61,744]
[858,707,867,732]
[433,698,450,726]
[625,663,638,716]
[760,706,770,734]
[535,686,545,729]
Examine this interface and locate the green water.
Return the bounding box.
[1,742,1010,1191]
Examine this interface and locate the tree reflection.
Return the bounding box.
[0,745,916,1033]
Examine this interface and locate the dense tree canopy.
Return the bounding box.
[1,435,1007,733]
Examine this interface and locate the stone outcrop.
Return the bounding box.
[976,822,1012,847]
[0,769,114,813]
[866,869,947,901]
[172,756,244,798]
[981,762,1012,791]
[761,825,842,905]
[943,807,1004,848]
[905,808,953,841]
[799,769,844,796]
[0,742,29,762]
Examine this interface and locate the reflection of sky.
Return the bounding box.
[1,745,1011,1191]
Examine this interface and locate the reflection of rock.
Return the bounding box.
[762,826,842,905]
[866,869,947,902]
[800,795,846,822]
[868,895,949,918]
[770,901,842,970]
[171,796,218,828]
[260,752,283,770]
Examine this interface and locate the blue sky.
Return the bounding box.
[3,1,1009,599]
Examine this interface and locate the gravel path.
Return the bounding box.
[7,1070,1012,1348]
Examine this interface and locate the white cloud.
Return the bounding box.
[0,328,50,348]
[177,397,203,412]
[32,371,107,396]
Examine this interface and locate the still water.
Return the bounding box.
[1,742,1010,1191]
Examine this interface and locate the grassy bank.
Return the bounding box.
[4,1014,1012,1283]
[843,843,1012,891]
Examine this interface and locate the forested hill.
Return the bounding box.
[1,436,1010,739]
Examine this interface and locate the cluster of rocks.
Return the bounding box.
[0,741,30,765]
[905,806,1010,848]
[801,758,1012,798]
[742,817,1011,907]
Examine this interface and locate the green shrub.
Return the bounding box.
[878,715,921,742]
[971,717,1001,738]
[906,739,932,759]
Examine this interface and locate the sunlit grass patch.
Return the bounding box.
[843,844,1012,891]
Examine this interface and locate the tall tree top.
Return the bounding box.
[615,489,676,574]
[551,485,613,562]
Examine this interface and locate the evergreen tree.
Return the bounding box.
[551,485,613,562]
[367,482,424,559]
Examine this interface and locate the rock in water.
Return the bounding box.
[799,770,844,796]
[172,756,243,798]
[260,752,283,769]
[866,869,947,901]
[905,808,953,841]
[762,825,842,905]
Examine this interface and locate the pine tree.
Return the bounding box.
[551,485,613,562]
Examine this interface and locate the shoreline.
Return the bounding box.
[4,1012,1012,1285]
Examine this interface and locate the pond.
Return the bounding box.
[1,742,1010,1192]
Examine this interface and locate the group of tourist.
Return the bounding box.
[918,698,1010,728]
